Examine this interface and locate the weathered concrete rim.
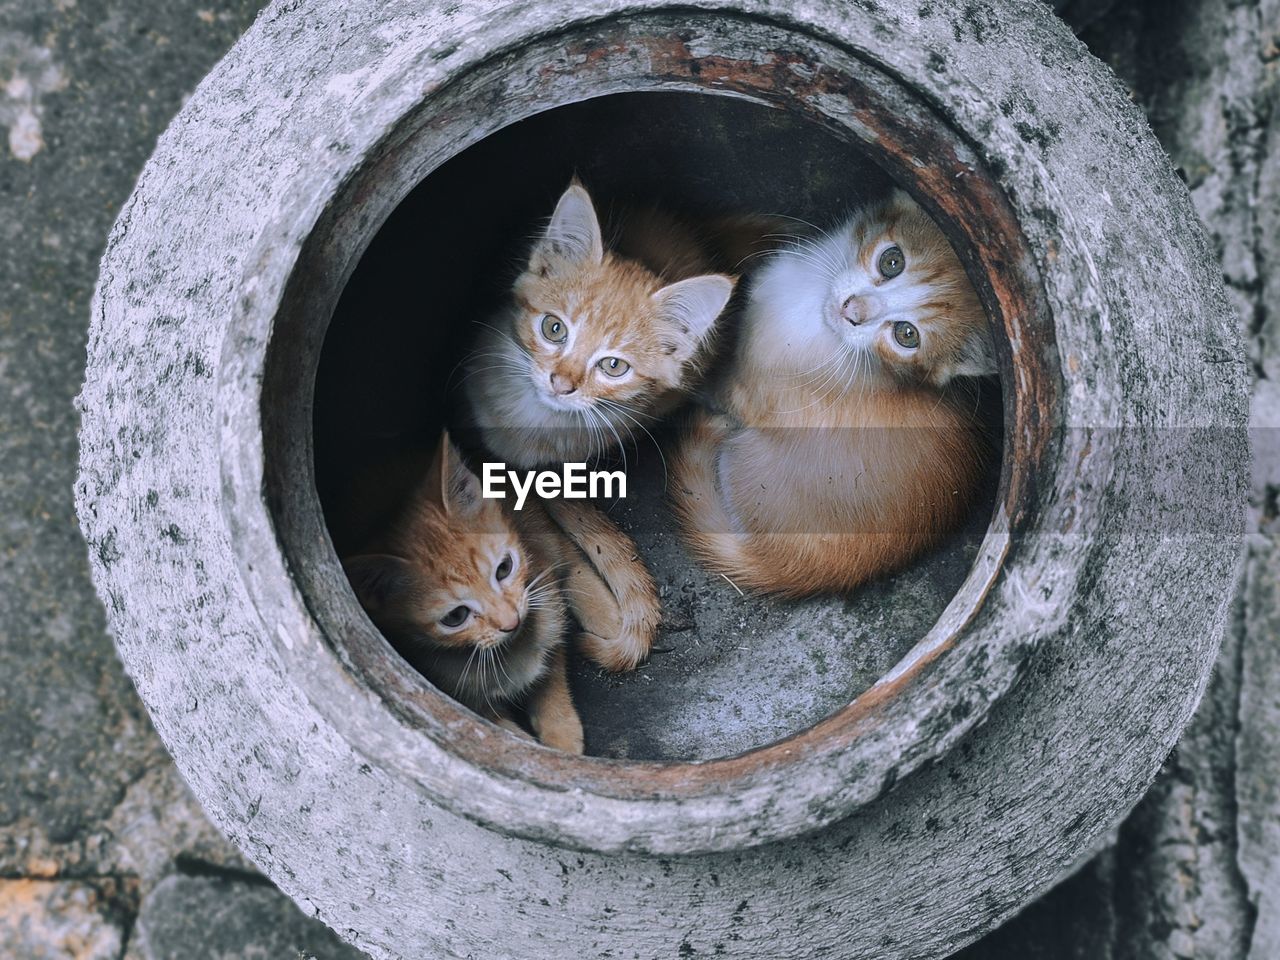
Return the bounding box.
[76,0,1248,955]
[214,9,1065,855]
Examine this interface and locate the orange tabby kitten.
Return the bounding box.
[673,190,996,597]
[343,432,659,752]
[461,180,735,468]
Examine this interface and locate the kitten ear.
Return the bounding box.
[652,274,735,360]
[529,181,604,275]
[343,554,414,615]
[887,187,921,215]
[426,430,483,516]
[943,331,999,382]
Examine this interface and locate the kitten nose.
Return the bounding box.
[841,295,868,325]
[498,613,521,634]
[550,372,578,395]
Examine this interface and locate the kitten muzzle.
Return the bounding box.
[550,372,579,396]
[842,294,870,326]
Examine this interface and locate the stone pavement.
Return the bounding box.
[0,0,363,955]
[1,0,1275,957]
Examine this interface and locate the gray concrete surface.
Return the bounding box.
[962,1,1280,956]
[1,0,1275,957]
[1,1,361,956]
[77,0,1248,952]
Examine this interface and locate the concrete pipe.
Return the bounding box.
[76,1,1247,957]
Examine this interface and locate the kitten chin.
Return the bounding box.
[673,189,996,597]
[461,179,735,469]
[409,588,568,713]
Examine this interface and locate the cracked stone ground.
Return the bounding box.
[1,0,1276,957]
[0,1,365,955]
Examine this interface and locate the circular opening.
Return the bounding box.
[235,11,1059,853]
[313,90,1004,761]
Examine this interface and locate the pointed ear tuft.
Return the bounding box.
[428,430,482,516]
[943,330,999,382]
[424,431,449,511]
[888,187,920,215]
[652,274,735,360]
[343,554,414,616]
[528,181,604,275]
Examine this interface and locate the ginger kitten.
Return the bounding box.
[673,190,996,597]
[343,432,659,752]
[461,180,735,468]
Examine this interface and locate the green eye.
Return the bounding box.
[878,245,905,279]
[598,357,630,377]
[540,314,567,343]
[495,552,514,582]
[893,321,920,349]
[440,605,470,628]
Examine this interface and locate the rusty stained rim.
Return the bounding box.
[228,12,1062,854]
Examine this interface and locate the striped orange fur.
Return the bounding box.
[342,432,658,752]
[673,190,996,597]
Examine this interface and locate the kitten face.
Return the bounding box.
[811,189,995,387]
[343,436,534,655]
[511,182,734,415]
[402,525,528,653]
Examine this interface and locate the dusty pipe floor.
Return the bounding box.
[568,454,994,759]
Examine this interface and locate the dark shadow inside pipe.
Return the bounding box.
[313,91,1002,761]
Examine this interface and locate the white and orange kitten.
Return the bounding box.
[343,432,659,753]
[462,180,735,468]
[673,189,996,597]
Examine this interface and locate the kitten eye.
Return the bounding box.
[893,321,921,349]
[495,552,514,582]
[540,314,568,343]
[440,605,471,628]
[598,357,630,377]
[878,246,905,279]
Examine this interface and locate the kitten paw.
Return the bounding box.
[538,714,585,755]
[578,618,657,673]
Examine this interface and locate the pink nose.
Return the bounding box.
[550,372,578,395]
[498,613,521,634]
[841,295,867,325]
